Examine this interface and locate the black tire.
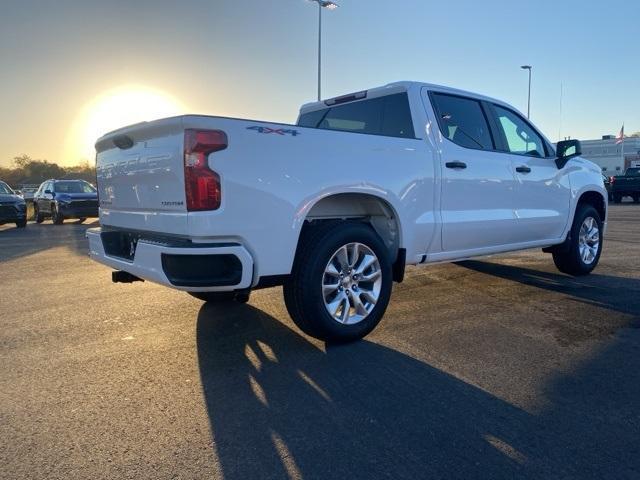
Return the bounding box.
[15,219,27,228]
[633,196,640,204]
[552,204,603,276]
[188,291,250,303]
[78,217,86,223]
[283,221,393,343]
[52,204,64,225]
[34,205,44,223]
[613,195,622,204]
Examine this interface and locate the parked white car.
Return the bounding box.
[88,81,607,342]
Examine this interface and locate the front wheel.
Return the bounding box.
[283,221,393,343]
[16,219,27,228]
[52,204,64,225]
[552,204,603,276]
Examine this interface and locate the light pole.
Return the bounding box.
[308,0,338,101]
[521,65,532,119]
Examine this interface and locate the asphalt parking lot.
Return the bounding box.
[1,206,639,480]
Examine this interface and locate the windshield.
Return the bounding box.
[0,182,14,195]
[54,181,96,194]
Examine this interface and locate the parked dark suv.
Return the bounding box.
[0,180,27,228]
[33,179,98,224]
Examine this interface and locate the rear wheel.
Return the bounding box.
[283,221,392,343]
[613,194,622,204]
[188,291,250,304]
[552,204,602,276]
[633,195,640,204]
[78,217,86,223]
[15,219,27,228]
[52,204,64,225]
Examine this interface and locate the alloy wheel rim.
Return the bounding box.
[578,216,599,265]
[322,242,382,325]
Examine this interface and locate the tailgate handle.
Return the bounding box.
[113,134,134,150]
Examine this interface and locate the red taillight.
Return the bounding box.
[609,176,615,184]
[184,129,227,211]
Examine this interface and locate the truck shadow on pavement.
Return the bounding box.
[458,260,640,318]
[196,298,640,479]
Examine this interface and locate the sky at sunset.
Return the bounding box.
[1,0,638,167]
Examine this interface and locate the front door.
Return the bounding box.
[488,104,571,243]
[41,181,53,214]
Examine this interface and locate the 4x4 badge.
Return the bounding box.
[247,126,300,136]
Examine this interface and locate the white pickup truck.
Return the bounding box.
[88,81,607,342]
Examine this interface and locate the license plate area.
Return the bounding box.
[101,231,139,261]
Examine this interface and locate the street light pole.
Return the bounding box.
[521,65,532,119]
[317,1,322,101]
[308,1,338,101]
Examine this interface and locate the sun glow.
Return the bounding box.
[65,85,186,163]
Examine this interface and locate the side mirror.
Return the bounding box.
[15,190,23,196]
[44,189,53,195]
[555,139,582,169]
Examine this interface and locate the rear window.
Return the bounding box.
[297,93,415,139]
[626,168,640,177]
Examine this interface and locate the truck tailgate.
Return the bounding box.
[95,117,188,234]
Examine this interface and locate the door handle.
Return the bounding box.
[516,165,531,173]
[445,161,467,169]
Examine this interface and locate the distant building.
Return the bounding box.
[578,135,640,173]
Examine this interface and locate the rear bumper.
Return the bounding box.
[86,228,254,292]
[611,189,639,196]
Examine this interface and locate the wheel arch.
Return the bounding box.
[543,187,607,255]
[576,189,607,224]
[295,191,404,266]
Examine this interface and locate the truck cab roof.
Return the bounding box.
[299,81,514,116]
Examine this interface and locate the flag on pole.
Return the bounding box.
[615,124,625,144]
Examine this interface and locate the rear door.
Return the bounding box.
[487,104,571,243]
[429,92,520,252]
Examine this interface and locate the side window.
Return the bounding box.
[381,93,415,138]
[297,109,326,129]
[431,93,494,150]
[318,97,383,134]
[493,105,546,157]
[297,93,415,139]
